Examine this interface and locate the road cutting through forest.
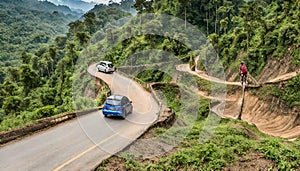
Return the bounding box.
[0,60,298,171]
[0,65,160,171]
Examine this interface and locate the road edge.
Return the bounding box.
[0,73,110,146]
[0,108,102,145]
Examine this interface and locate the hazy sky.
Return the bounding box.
[82,0,122,4]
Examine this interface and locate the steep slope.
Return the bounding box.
[258,51,298,83]
[242,91,300,139]
[0,5,131,131]
[0,0,80,68]
[180,56,300,139]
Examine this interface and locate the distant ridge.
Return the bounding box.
[0,0,81,68]
[0,0,82,15]
[47,0,97,12]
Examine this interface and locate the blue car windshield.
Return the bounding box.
[106,99,121,106]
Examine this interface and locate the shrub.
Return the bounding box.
[35,105,55,118]
[259,138,300,170]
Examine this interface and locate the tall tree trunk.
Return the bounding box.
[184,5,187,30]
[215,4,217,34]
[51,62,54,74]
[247,33,249,61]
[206,11,209,35]
[47,65,50,78]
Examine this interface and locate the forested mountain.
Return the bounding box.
[0,0,81,81]
[47,0,96,12]
[90,0,136,14]
[131,0,299,72]
[0,0,299,140]
[0,0,299,169]
[47,0,136,13]
[0,1,132,131]
[106,0,299,107]
[0,0,80,15]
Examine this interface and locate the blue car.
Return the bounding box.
[102,94,133,118]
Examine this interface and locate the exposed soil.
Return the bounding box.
[225,47,297,84]
[84,76,111,99]
[177,58,300,139]
[265,71,298,84]
[221,87,244,119]
[100,156,127,171]
[222,151,278,171]
[242,91,300,139]
[258,47,297,83]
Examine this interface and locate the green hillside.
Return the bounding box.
[0,0,80,80]
[0,0,298,138]
[0,1,132,130]
[0,0,299,169]
[98,0,299,108]
[209,0,300,75]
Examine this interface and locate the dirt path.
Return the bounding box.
[176,64,241,86]
[176,60,299,139]
[265,71,298,84]
[116,57,299,139]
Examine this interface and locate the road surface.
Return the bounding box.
[0,65,159,170]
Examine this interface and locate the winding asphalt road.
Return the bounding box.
[0,65,159,170]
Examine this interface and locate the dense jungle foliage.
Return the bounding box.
[0,0,299,169]
[93,0,300,108]
[0,0,299,136]
[0,0,81,80]
[0,0,133,130]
